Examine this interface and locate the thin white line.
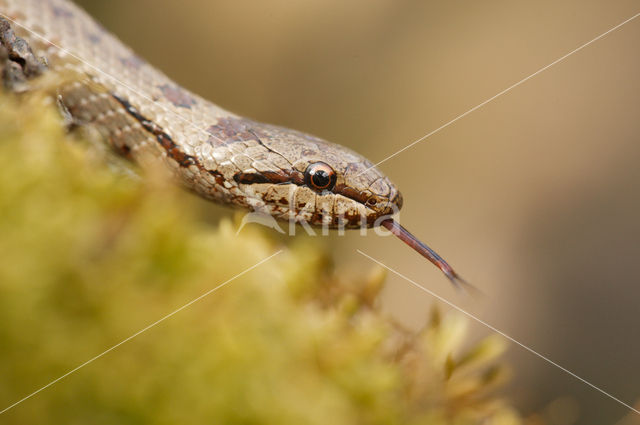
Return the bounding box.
[359,11,640,176]
[0,250,282,415]
[356,249,640,416]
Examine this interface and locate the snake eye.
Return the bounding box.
[304,162,337,192]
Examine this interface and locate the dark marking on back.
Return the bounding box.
[51,5,73,18]
[87,33,101,44]
[205,117,290,166]
[206,117,269,144]
[119,55,144,70]
[158,83,196,109]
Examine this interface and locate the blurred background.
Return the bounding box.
[73,0,640,423]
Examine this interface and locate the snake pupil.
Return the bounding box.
[312,170,330,187]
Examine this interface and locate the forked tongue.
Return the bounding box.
[381,219,476,292]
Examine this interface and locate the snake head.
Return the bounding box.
[224,119,403,228]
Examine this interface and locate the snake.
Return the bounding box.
[0,0,467,287]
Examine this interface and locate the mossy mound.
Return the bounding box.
[0,90,522,424]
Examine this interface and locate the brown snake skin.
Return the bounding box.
[0,0,403,229]
[0,0,472,287]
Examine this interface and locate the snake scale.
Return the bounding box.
[0,0,467,287]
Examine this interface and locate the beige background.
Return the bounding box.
[73,0,640,423]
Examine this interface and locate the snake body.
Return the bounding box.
[0,0,403,229]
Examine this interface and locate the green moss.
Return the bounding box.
[0,90,523,424]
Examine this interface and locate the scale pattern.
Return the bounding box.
[0,0,403,228]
